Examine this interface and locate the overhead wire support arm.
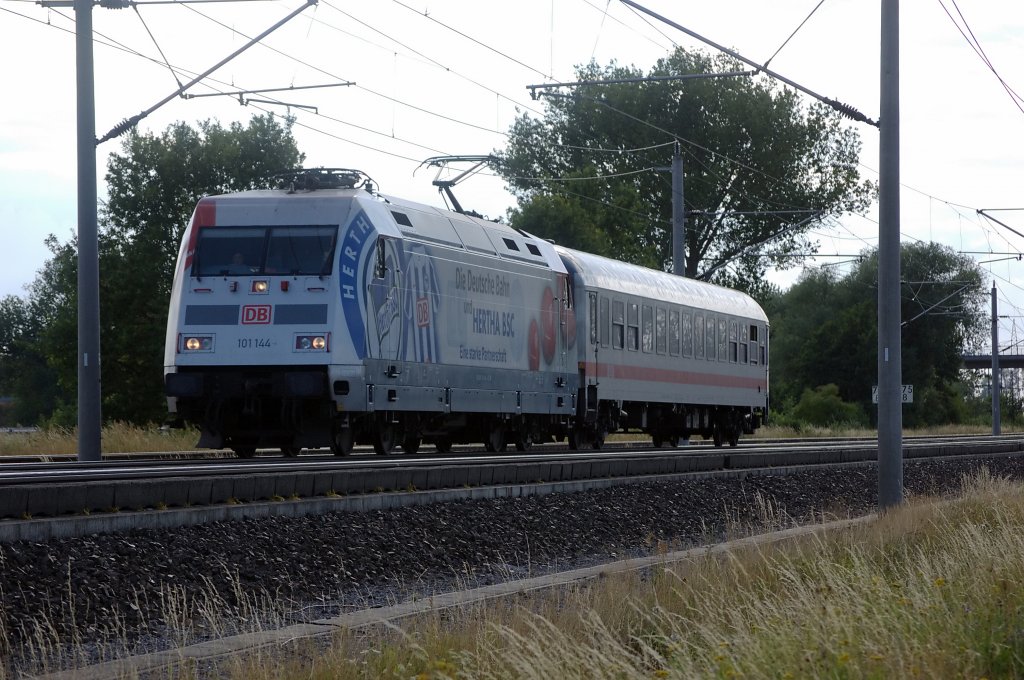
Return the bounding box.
[183,82,353,100]
[617,0,878,127]
[184,82,353,112]
[526,71,754,99]
[96,0,318,144]
[978,209,1024,241]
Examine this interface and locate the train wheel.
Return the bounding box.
[728,426,740,448]
[513,431,533,452]
[652,436,663,448]
[233,446,256,459]
[568,430,580,450]
[435,437,453,453]
[484,424,507,453]
[592,429,606,450]
[331,427,354,456]
[402,436,421,455]
[712,424,724,448]
[373,424,396,455]
[280,446,300,457]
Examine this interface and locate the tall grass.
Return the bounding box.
[0,562,289,679]
[756,422,1005,439]
[0,422,202,457]
[220,468,1024,679]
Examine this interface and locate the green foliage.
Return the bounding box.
[5,114,303,425]
[769,242,987,427]
[0,294,60,425]
[788,384,867,428]
[497,49,875,291]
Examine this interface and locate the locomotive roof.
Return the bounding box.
[203,188,567,274]
[556,246,768,322]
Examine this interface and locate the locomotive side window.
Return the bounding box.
[600,296,610,347]
[612,299,625,349]
[589,292,598,345]
[694,314,705,359]
[192,227,266,276]
[682,312,693,357]
[706,316,716,360]
[266,226,338,275]
[668,309,680,356]
[641,304,653,353]
[374,238,386,279]
[627,302,640,351]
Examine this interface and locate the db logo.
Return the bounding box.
[416,296,430,328]
[241,305,272,324]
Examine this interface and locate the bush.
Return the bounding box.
[789,383,867,428]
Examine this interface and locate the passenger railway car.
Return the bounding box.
[164,168,768,456]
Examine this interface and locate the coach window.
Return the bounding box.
[641,304,654,353]
[668,309,680,356]
[749,324,759,364]
[740,323,749,363]
[694,314,705,359]
[706,316,717,360]
[612,300,625,350]
[682,312,693,357]
[589,292,598,345]
[717,318,727,362]
[627,302,640,351]
[600,296,610,347]
[655,307,667,355]
[729,320,738,363]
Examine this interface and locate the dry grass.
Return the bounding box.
[0,562,289,679]
[214,468,1024,679]
[755,422,1010,440]
[0,422,201,457]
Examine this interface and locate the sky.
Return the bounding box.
[1,0,1023,348]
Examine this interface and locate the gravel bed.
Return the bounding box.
[2,455,1023,673]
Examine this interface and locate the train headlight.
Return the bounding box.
[181,335,214,352]
[294,334,329,352]
[251,280,269,294]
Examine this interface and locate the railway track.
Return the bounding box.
[2,434,1022,542]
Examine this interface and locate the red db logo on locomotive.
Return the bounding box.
[241,305,271,324]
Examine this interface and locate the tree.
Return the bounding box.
[497,49,875,292]
[25,114,304,425]
[768,242,988,427]
[0,294,59,425]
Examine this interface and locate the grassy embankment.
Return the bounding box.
[213,468,1024,679]
[0,422,201,457]
[3,468,1024,677]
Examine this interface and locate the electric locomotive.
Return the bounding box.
[164,169,576,456]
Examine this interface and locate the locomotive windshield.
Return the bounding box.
[192,225,338,276]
